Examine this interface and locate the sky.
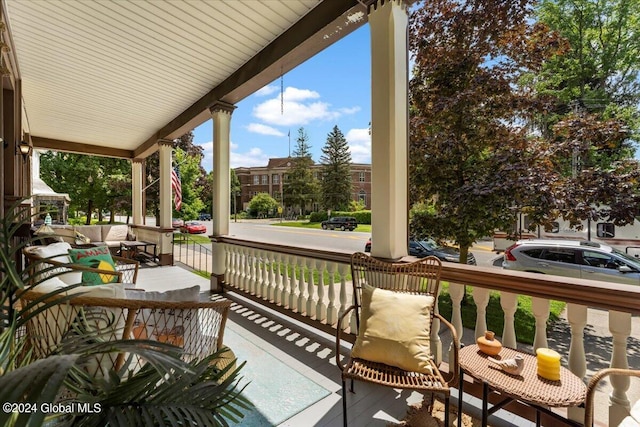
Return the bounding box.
[192,25,372,172]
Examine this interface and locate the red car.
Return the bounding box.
[180,221,207,234]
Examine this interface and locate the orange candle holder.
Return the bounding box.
[536,348,561,381]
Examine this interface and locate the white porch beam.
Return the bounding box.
[369,0,409,260]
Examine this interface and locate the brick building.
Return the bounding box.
[234,157,372,213]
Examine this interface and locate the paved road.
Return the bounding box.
[126,216,501,265]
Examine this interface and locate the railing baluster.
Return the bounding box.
[432,294,442,365]
[239,246,248,291]
[316,260,327,322]
[531,297,550,350]
[257,249,266,298]
[249,247,259,295]
[326,261,338,325]
[281,253,290,308]
[472,286,490,339]
[609,310,632,426]
[297,256,307,314]
[289,254,298,311]
[337,263,348,329]
[306,258,316,318]
[500,292,518,348]
[274,252,283,305]
[266,251,276,302]
[567,303,587,422]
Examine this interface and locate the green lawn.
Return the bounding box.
[173,233,211,245]
[437,282,565,345]
[272,221,372,233]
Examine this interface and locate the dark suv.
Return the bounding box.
[321,216,358,231]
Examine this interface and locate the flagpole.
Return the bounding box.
[288,130,291,157]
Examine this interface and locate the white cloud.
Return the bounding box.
[198,141,214,171]
[254,85,278,97]
[197,141,271,170]
[346,128,371,164]
[339,106,361,115]
[230,146,270,169]
[246,123,285,136]
[252,86,358,127]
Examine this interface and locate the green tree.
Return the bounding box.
[320,125,352,211]
[524,0,640,228]
[39,152,131,224]
[283,128,319,215]
[535,0,640,124]
[145,131,205,222]
[248,192,278,217]
[173,148,205,220]
[408,0,561,262]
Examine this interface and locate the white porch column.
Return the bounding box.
[210,101,235,291]
[369,0,409,260]
[158,140,173,230]
[131,159,143,225]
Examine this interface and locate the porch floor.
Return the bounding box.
[136,266,632,427]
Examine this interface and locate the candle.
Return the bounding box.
[536,348,561,381]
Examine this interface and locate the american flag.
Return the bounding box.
[171,166,182,211]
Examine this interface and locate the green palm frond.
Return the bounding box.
[0,354,80,427]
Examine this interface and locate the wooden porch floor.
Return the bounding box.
[136,266,631,427]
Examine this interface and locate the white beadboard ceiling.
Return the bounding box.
[4,0,367,156]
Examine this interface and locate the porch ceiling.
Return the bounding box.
[4,0,367,159]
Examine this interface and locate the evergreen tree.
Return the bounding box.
[283,128,319,215]
[320,125,352,211]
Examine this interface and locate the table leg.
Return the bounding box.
[482,382,489,427]
[536,410,541,427]
[458,373,464,427]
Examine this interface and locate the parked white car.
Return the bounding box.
[503,239,640,286]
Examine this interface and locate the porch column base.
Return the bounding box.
[210,273,225,293]
[158,253,173,266]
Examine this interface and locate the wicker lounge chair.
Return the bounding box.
[19,289,232,376]
[336,252,459,426]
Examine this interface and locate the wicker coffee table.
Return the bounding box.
[458,345,586,427]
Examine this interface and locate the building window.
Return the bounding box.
[359,171,365,182]
[358,190,366,205]
[313,172,318,180]
[272,174,280,184]
[261,175,268,185]
[283,174,289,182]
[253,175,259,185]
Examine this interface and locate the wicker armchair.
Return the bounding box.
[19,290,231,376]
[336,252,459,426]
[585,368,640,426]
[24,245,140,285]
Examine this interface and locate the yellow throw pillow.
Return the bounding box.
[351,285,434,374]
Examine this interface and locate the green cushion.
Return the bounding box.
[68,246,118,285]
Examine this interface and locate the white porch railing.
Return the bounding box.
[217,237,640,426]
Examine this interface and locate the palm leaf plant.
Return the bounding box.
[0,199,251,426]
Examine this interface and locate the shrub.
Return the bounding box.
[309,212,328,223]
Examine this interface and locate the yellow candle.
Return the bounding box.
[536,348,561,380]
[536,348,561,364]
